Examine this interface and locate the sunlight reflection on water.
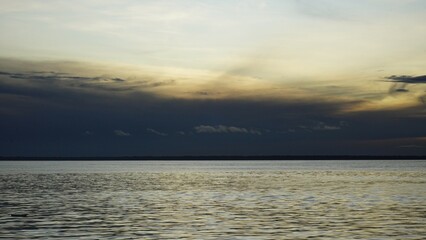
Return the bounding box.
[0,160,425,239]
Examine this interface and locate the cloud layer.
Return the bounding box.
[0,59,425,156]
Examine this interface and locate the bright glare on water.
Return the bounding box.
[0,160,425,239]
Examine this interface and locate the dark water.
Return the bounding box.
[1,160,425,239]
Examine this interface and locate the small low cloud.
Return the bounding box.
[313,122,341,131]
[389,82,409,94]
[194,125,262,135]
[84,130,94,135]
[299,121,346,132]
[394,88,409,93]
[114,129,131,136]
[147,128,167,136]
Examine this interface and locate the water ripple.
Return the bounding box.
[1,164,425,239]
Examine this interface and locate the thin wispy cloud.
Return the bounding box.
[147,128,167,136]
[399,145,424,149]
[114,130,130,137]
[294,0,355,21]
[194,125,262,135]
[0,69,175,93]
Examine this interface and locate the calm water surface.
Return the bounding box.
[1,160,425,239]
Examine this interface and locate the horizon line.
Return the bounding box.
[1,155,425,160]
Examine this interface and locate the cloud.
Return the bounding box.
[386,75,426,84]
[388,82,409,94]
[0,69,176,93]
[3,58,405,115]
[313,122,341,131]
[419,95,426,105]
[1,58,426,156]
[147,128,167,136]
[299,121,345,132]
[384,75,426,106]
[194,125,262,135]
[114,130,130,137]
[84,130,94,135]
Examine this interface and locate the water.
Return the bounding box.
[1,160,425,239]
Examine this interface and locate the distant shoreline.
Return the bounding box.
[1,156,425,160]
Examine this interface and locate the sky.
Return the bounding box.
[1,0,426,156]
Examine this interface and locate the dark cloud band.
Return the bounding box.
[1,60,426,156]
[386,75,426,84]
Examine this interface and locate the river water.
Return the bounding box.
[0,160,425,239]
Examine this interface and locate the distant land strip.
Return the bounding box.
[0,156,425,160]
